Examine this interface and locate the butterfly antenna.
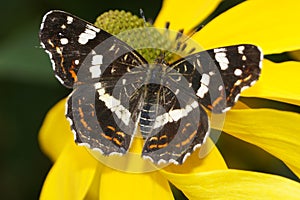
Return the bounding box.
[187,24,204,37]
[174,24,205,54]
[139,9,147,26]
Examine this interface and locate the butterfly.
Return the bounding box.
[39,10,262,165]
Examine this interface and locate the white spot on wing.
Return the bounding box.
[234,94,240,103]
[60,38,68,45]
[196,84,208,98]
[201,73,210,86]
[55,74,65,85]
[250,80,257,86]
[89,66,101,78]
[169,109,184,121]
[191,101,198,108]
[86,24,100,33]
[99,94,120,109]
[213,48,226,53]
[196,59,201,67]
[92,55,103,65]
[222,106,231,113]
[78,27,98,45]
[89,55,103,78]
[153,113,172,129]
[234,68,242,76]
[238,46,245,54]
[241,86,249,92]
[98,94,131,125]
[67,16,73,24]
[109,44,116,51]
[209,71,215,76]
[153,101,198,129]
[181,152,191,164]
[215,52,229,70]
[94,82,102,89]
[97,88,105,96]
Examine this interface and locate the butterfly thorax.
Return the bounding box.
[144,63,169,85]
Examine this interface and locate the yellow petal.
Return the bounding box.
[193,1,300,54]
[242,60,300,106]
[40,143,98,200]
[84,167,102,200]
[154,0,222,32]
[38,98,72,162]
[86,136,159,173]
[223,108,300,178]
[233,101,250,109]
[163,169,300,199]
[99,166,174,200]
[162,139,227,174]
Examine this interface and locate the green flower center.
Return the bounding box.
[94,10,174,63]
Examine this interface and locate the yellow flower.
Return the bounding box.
[39,0,300,199]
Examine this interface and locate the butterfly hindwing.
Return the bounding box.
[140,74,209,164]
[141,96,209,164]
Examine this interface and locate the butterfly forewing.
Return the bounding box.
[171,44,262,113]
[40,10,149,155]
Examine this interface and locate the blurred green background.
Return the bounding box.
[0,0,298,199]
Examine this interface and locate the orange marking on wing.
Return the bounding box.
[212,96,224,107]
[159,135,167,140]
[78,107,84,118]
[158,143,168,148]
[116,131,125,137]
[189,130,197,140]
[149,144,158,149]
[69,65,78,82]
[79,118,92,131]
[234,80,242,86]
[243,74,252,82]
[101,133,112,140]
[80,119,88,128]
[113,138,122,146]
[47,39,54,47]
[180,130,197,146]
[55,46,66,73]
[149,137,158,142]
[107,125,116,132]
[182,123,192,134]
